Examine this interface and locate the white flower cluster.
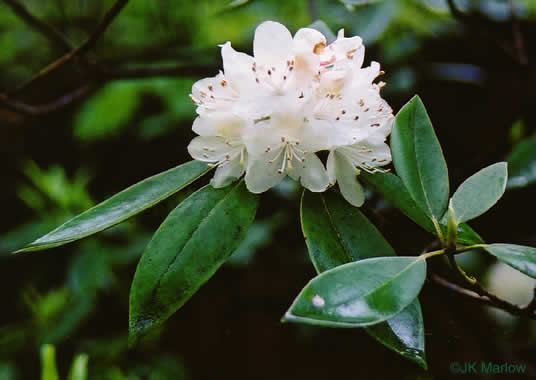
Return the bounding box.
[188,21,393,206]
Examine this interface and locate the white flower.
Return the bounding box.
[187,20,394,205]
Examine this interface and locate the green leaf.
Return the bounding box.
[506,132,536,189]
[67,354,88,380]
[361,171,483,245]
[454,223,484,246]
[40,345,59,380]
[17,161,210,253]
[483,244,536,279]
[390,95,449,220]
[283,257,426,327]
[129,181,258,343]
[300,189,426,368]
[366,300,426,369]
[300,190,394,273]
[450,162,507,223]
[360,171,434,232]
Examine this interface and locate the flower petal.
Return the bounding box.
[331,150,365,206]
[341,139,392,170]
[221,42,256,94]
[211,153,246,188]
[192,114,247,137]
[187,135,233,162]
[245,147,286,193]
[253,21,293,67]
[288,152,330,192]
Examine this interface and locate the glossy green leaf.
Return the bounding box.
[360,171,434,232]
[390,95,449,220]
[300,190,426,368]
[366,300,426,368]
[361,171,483,245]
[17,161,210,253]
[283,257,426,327]
[450,162,507,223]
[506,133,536,189]
[129,181,258,343]
[300,190,394,273]
[452,223,484,246]
[483,244,536,279]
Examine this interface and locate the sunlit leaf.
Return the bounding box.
[67,354,88,380]
[40,345,59,380]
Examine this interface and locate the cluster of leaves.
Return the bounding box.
[18,95,536,369]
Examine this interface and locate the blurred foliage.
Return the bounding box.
[2,0,536,378]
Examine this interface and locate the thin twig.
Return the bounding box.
[0,84,96,116]
[2,0,73,52]
[431,274,536,319]
[16,0,130,92]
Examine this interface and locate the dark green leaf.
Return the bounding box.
[454,223,484,246]
[300,189,426,368]
[483,244,536,279]
[450,162,507,223]
[506,133,536,189]
[390,95,449,220]
[17,161,210,253]
[300,190,394,273]
[366,300,426,369]
[361,171,483,245]
[360,171,434,232]
[283,257,426,327]
[129,181,258,343]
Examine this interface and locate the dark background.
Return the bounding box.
[1,0,536,379]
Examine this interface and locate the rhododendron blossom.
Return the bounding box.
[188,21,394,206]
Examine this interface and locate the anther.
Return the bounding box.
[354,115,359,120]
